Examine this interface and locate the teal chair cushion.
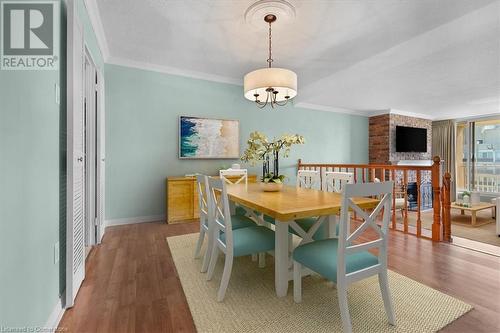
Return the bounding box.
[251,216,335,240]
[293,238,378,283]
[263,215,275,224]
[221,226,275,257]
[235,206,275,225]
[231,214,256,229]
[293,217,333,240]
[235,206,247,216]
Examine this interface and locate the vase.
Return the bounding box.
[260,182,283,192]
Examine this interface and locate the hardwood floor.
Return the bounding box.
[58,221,500,333]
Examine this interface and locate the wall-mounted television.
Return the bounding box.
[396,126,427,152]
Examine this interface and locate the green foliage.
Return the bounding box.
[262,173,286,184]
[241,131,305,165]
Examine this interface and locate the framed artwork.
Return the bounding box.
[179,116,240,159]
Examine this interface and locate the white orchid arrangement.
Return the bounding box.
[241,131,305,183]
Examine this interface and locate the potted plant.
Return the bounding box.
[462,190,471,207]
[241,131,305,191]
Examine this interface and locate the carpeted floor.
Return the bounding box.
[167,233,472,333]
[399,209,500,247]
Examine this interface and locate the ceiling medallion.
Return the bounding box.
[243,1,297,109]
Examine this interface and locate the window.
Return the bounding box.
[456,118,500,194]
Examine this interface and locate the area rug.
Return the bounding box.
[167,233,472,333]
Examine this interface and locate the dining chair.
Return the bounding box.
[220,168,248,216]
[194,175,211,272]
[206,178,276,301]
[325,171,354,193]
[293,181,395,333]
[219,168,248,185]
[294,169,327,240]
[297,169,321,190]
[195,175,256,273]
[375,177,404,218]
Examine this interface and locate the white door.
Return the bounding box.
[84,52,96,251]
[66,0,85,308]
[96,69,106,243]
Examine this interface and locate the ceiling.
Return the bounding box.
[89,0,500,120]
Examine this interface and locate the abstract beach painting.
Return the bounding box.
[179,116,239,159]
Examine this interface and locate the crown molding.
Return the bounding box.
[365,109,391,117]
[83,0,110,61]
[106,56,242,85]
[365,108,435,120]
[387,108,435,120]
[294,102,369,116]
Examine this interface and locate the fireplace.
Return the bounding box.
[407,181,433,211]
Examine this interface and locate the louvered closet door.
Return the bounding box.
[66,0,85,308]
[96,69,105,243]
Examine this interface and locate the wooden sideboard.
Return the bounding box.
[166,175,257,224]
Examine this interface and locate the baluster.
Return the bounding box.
[371,168,376,182]
[416,170,422,238]
[431,156,441,242]
[362,167,366,183]
[353,168,357,184]
[391,169,396,230]
[442,173,452,242]
[403,169,408,233]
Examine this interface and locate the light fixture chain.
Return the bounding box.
[267,21,273,68]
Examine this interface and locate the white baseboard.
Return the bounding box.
[45,298,65,332]
[105,215,166,227]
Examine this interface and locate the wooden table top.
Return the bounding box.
[451,202,496,212]
[226,183,379,221]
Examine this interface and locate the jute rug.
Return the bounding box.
[167,233,472,333]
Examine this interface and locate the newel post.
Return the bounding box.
[442,172,452,242]
[431,156,441,241]
[297,159,302,172]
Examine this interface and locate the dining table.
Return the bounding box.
[226,183,380,297]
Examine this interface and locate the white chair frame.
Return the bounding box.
[294,181,396,333]
[219,168,248,185]
[206,177,266,301]
[324,171,354,193]
[194,175,213,273]
[297,169,321,190]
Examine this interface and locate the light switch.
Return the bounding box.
[55,83,60,105]
[54,242,60,264]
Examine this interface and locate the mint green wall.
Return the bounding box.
[0,0,102,327]
[105,64,369,220]
[0,1,65,326]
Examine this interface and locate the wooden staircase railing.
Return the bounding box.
[298,156,452,242]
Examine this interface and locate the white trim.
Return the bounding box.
[294,102,368,116]
[107,56,241,86]
[105,215,166,227]
[367,109,391,117]
[366,108,435,120]
[83,0,110,61]
[387,108,435,120]
[44,298,65,332]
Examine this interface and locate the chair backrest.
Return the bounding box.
[324,171,354,193]
[195,175,209,222]
[207,177,233,251]
[337,181,393,283]
[219,169,248,186]
[297,170,321,190]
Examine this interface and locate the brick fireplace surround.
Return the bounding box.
[369,113,434,193]
[369,113,432,165]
